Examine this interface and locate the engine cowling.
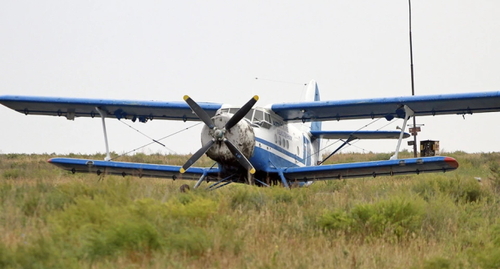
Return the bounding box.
[180,95,258,174]
[201,113,255,166]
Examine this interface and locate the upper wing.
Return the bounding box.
[271,91,500,122]
[48,158,220,180]
[280,156,458,181]
[310,130,410,140]
[0,95,223,122]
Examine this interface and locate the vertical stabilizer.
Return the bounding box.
[304,80,322,132]
[304,80,322,164]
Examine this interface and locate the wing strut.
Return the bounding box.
[390,105,414,160]
[95,107,111,161]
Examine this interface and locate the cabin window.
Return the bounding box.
[254,110,272,128]
[265,113,271,123]
[275,134,278,144]
[286,140,289,149]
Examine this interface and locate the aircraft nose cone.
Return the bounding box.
[214,129,225,140]
[201,114,255,165]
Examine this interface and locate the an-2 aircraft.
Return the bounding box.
[1,80,500,189]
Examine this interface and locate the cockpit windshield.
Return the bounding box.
[245,109,253,120]
[221,108,254,120]
[219,107,272,128]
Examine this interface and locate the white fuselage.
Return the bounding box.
[201,106,319,176]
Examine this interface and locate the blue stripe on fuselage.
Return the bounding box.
[251,137,305,171]
[250,147,300,172]
[255,137,304,163]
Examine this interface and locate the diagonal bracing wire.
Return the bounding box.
[111,121,202,161]
[314,117,384,160]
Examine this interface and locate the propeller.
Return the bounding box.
[180,95,259,174]
[223,139,256,174]
[179,139,215,173]
[224,95,258,130]
[183,95,215,129]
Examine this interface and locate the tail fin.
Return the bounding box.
[304,80,322,132]
[304,80,322,165]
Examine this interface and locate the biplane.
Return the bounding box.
[1,81,500,189]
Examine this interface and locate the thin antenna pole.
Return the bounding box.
[409,0,418,157]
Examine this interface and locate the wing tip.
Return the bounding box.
[183,95,190,101]
[444,157,459,169]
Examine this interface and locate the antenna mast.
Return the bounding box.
[408,0,418,157]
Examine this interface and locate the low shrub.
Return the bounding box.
[230,187,267,211]
[489,162,500,194]
[2,169,24,180]
[422,257,452,269]
[318,195,425,241]
[412,175,489,203]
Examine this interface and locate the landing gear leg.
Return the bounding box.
[247,171,254,185]
[193,171,208,189]
[278,170,290,189]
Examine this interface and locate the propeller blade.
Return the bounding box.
[183,95,215,129]
[224,139,256,174]
[180,139,215,173]
[225,95,259,130]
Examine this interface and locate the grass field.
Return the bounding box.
[1,151,500,268]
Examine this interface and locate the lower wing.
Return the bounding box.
[48,158,219,180]
[280,156,458,181]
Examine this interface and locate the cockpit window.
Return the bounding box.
[254,110,264,122]
[220,108,272,128]
[245,109,254,120]
[224,107,252,119]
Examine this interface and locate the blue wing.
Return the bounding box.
[48,158,220,179]
[3,91,499,122]
[279,156,458,181]
[0,96,222,122]
[310,130,410,140]
[271,91,500,121]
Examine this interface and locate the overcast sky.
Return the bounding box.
[1,0,499,157]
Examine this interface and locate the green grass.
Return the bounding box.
[0,152,499,268]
